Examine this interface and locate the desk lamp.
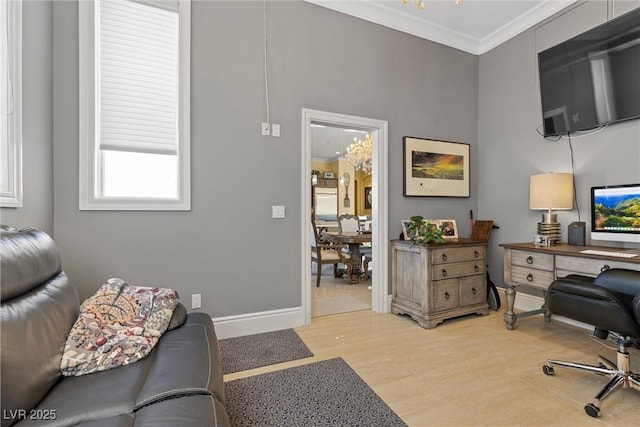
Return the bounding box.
[529,172,574,244]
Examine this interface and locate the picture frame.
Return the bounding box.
[323,171,335,179]
[435,219,458,239]
[364,186,372,209]
[401,219,458,240]
[401,219,413,240]
[403,137,470,197]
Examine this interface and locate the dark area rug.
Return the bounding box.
[224,357,407,427]
[219,329,313,375]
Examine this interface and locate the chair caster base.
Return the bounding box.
[584,403,600,418]
[542,365,554,375]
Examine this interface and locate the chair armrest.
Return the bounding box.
[549,279,622,306]
[593,269,640,297]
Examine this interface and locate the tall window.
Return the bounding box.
[0,0,22,208]
[79,0,190,210]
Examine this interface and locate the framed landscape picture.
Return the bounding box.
[403,137,470,197]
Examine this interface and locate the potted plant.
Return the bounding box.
[406,215,446,244]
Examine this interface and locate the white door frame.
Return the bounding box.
[301,108,389,325]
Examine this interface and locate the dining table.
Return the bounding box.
[323,231,372,284]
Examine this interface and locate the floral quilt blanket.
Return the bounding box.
[60,278,179,376]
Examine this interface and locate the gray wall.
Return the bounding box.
[52,1,479,311]
[24,0,638,318]
[1,1,53,234]
[478,0,640,287]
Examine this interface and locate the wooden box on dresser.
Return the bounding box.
[391,239,489,329]
[500,242,640,330]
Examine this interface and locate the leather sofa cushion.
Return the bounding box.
[136,313,225,407]
[1,273,79,427]
[17,314,226,427]
[71,395,231,427]
[1,227,62,302]
[1,228,80,427]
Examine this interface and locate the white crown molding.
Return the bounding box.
[304,0,578,55]
[478,0,578,54]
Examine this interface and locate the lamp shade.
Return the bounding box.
[529,173,574,210]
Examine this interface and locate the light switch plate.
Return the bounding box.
[272,205,285,218]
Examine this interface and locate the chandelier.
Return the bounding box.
[345,133,372,175]
[401,0,461,10]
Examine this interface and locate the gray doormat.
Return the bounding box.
[219,329,313,375]
[224,357,406,427]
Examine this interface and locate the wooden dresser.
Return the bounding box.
[391,239,489,329]
[500,242,640,330]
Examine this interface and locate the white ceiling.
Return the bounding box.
[304,0,578,55]
[311,124,370,162]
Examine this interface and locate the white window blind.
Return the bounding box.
[1,0,22,208]
[98,0,179,155]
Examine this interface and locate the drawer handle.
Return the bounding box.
[601,264,611,272]
[444,292,450,300]
[442,253,447,261]
[527,273,534,282]
[442,269,448,277]
[474,250,480,258]
[474,265,480,272]
[472,288,477,295]
[526,256,534,264]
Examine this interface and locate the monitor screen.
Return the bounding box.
[591,183,640,243]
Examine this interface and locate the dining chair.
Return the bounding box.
[310,217,350,287]
[338,214,372,280]
[338,214,360,233]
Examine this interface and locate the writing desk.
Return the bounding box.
[500,242,640,330]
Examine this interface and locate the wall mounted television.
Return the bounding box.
[591,183,640,244]
[538,8,640,137]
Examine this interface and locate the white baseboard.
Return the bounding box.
[212,307,305,339]
[512,291,592,331]
[212,293,592,339]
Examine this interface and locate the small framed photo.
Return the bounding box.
[364,186,372,209]
[323,171,335,179]
[436,219,458,239]
[534,234,550,246]
[401,219,413,240]
[403,137,470,197]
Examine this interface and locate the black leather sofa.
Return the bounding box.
[0,227,231,427]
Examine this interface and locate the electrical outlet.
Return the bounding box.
[191,293,201,309]
[261,122,270,136]
[272,124,280,137]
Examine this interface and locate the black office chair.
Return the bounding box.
[542,268,640,417]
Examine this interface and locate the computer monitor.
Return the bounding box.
[590,183,640,244]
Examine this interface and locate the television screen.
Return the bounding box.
[538,8,640,137]
[591,183,640,243]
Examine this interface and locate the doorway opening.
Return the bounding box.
[301,109,389,325]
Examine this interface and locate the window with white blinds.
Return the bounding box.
[79,0,190,210]
[98,0,178,155]
[0,0,22,208]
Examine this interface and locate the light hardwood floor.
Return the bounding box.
[226,305,640,426]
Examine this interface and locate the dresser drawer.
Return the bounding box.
[556,255,640,277]
[431,279,460,311]
[511,250,554,271]
[432,246,484,265]
[511,265,554,289]
[432,261,484,280]
[460,275,486,306]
